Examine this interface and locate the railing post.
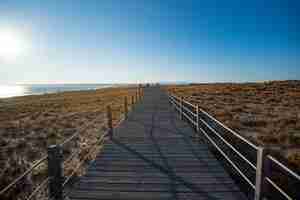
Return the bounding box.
[136,91,138,102]
[107,105,113,139]
[47,145,63,200]
[138,86,141,100]
[255,147,270,200]
[124,96,128,119]
[131,95,134,106]
[196,104,200,132]
[180,96,183,120]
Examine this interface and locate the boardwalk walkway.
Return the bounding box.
[69,87,247,200]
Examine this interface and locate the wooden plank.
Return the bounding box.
[84,172,232,179]
[79,177,234,184]
[68,87,247,200]
[74,182,240,192]
[70,191,245,200]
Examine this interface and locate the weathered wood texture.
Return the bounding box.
[69,87,247,200]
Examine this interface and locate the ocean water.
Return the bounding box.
[0,84,114,98]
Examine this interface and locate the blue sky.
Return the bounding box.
[0,0,299,84]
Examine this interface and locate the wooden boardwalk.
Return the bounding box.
[69,87,247,200]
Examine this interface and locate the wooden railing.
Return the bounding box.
[0,87,144,200]
[168,93,300,200]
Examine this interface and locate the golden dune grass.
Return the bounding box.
[166,81,300,169]
[0,86,139,200]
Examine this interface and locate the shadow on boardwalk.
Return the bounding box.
[69,87,247,200]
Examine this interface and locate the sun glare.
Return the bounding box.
[0,85,26,98]
[0,29,29,62]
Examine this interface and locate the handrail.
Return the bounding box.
[261,155,300,200]
[167,91,300,200]
[0,88,143,200]
[168,92,257,191]
[171,94,197,109]
[267,155,300,181]
[173,100,180,107]
[199,124,256,189]
[170,95,187,113]
[174,103,181,112]
[182,98,197,109]
[265,177,293,200]
[169,94,256,170]
[182,104,197,117]
[0,155,48,195]
[61,92,140,192]
[169,95,178,105]
[199,108,258,151]
[169,92,258,189]
[64,148,81,165]
[0,113,101,198]
[61,93,135,187]
[171,93,258,151]
[199,117,257,170]
[61,131,80,147]
[170,97,181,112]
[26,177,50,200]
[170,94,180,101]
[63,132,107,187]
[182,111,198,126]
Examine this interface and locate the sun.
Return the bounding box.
[0,85,26,98]
[0,29,28,62]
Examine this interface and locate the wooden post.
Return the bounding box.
[180,96,183,120]
[48,145,63,200]
[124,96,128,119]
[136,91,138,102]
[196,104,200,132]
[107,105,113,139]
[255,147,270,200]
[131,95,134,106]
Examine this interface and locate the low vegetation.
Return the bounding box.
[166,80,300,169]
[0,86,138,200]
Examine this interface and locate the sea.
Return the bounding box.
[0,84,115,98]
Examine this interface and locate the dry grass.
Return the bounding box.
[0,86,139,200]
[166,80,300,169]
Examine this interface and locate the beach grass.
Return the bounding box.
[166,80,300,170]
[0,86,139,200]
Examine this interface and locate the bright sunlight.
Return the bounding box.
[0,29,29,62]
[0,85,26,98]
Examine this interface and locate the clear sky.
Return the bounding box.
[0,0,299,84]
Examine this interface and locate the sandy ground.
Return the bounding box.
[1,82,299,199]
[0,86,140,200]
[166,81,300,170]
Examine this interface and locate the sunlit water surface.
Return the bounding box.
[0,84,113,98]
[0,85,27,98]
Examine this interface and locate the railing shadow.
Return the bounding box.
[111,138,221,200]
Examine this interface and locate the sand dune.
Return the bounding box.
[166,80,300,170]
[0,86,139,200]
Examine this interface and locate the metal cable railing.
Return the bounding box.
[62,132,107,187]
[0,155,48,195]
[262,155,300,200]
[169,94,257,188]
[0,87,144,200]
[168,92,300,200]
[26,177,50,200]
